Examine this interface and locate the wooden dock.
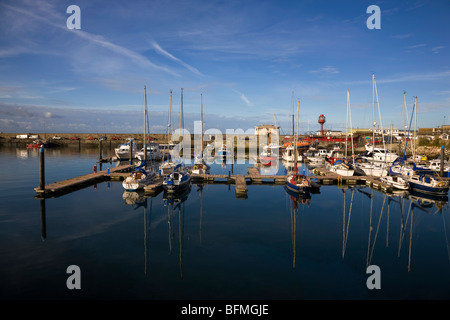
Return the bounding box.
[34,164,135,198]
[311,167,394,192]
[35,162,410,199]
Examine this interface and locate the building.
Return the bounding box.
[254,124,280,144]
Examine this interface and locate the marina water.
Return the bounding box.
[1,145,449,300]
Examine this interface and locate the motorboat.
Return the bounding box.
[359,143,399,164]
[326,159,354,176]
[115,138,138,160]
[380,175,410,190]
[136,142,163,161]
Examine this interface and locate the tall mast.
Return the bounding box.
[403,91,407,132]
[372,73,376,166]
[413,96,417,161]
[169,90,172,143]
[292,91,295,136]
[345,90,349,159]
[144,85,148,163]
[180,88,184,157]
[294,99,299,169]
[349,90,354,166]
[201,93,204,155]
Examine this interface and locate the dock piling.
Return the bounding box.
[39,146,45,191]
[441,145,445,177]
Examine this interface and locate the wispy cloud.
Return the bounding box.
[431,46,445,54]
[232,89,252,107]
[391,33,413,39]
[0,2,179,77]
[151,41,204,76]
[309,66,340,74]
[407,43,426,49]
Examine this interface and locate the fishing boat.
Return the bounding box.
[282,144,302,162]
[380,175,410,190]
[162,164,191,193]
[122,166,156,191]
[27,139,49,148]
[260,144,278,166]
[115,138,138,160]
[405,173,449,196]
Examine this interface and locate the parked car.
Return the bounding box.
[87,137,97,140]
[69,137,79,140]
[52,136,62,140]
[111,136,120,140]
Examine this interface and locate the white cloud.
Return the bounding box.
[309,66,340,74]
[232,89,252,107]
[151,41,204,76]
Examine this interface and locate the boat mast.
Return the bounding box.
[292,91,295,137]
[294,99,299,171]
[169,90,172,144]
[413,96,417,161]
[372,73,376,167]
[180,88,184,160]
[345,90,349,159]
[144,85,148,163]
[403,91,407,132]
[201,93,204,157]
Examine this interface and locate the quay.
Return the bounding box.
[36,162,449,199]
[144,167,286,198]
[34,164,135,198]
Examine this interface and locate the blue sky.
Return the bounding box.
[0,0,449,134]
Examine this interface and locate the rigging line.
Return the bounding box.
[408,208,414,272]
[368,194,387,267]
[442,210,450,262]
[398,200,413,258]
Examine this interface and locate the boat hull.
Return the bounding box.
[408,181,449,195]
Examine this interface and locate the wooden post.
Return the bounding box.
[99,139,103,161]
[440,145,445,177]
[39,146,45,191]
[129,139,133,165]
[40,198,46,241]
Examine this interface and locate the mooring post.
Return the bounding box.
[99,139,103,161]
[40,198,46,241]
[129,139,133,165]
[39,146,45,191]
[440,145,445,177]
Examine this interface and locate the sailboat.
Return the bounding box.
[191,93,211,175]
[162,88,191,193]
[122,86,157,191]
[326,90,355,176]
[389,97,431,177]
[355,73,389,177]
[159,90,177,176]
[286,99,312,194]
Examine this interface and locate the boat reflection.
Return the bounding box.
[163,184,191,279]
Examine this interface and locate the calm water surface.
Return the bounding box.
[1,145,449,300]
